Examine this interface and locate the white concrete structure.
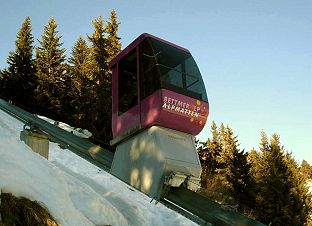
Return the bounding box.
[111,126,202,199]
[20,128,49,159]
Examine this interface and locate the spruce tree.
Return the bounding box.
[198,121,222,188]
[226,147,255,210]
[284,153,311,225]
[198,122,256,210]
[217,123,232,170]
[88,16,108,85]
[0,17,36,109]
[301,160,312,179]
[217,125,255,209]
[253,132,311,225]
[106,10,122,63]
[255,132,289,224]
[247,148,262,186]
[68,36,95,128]
[35,18,67,119]
[88,16,110,143]
[87,12,121,144]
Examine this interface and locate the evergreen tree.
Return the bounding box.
[218,125,255,209]
[253,132,311,225]
[0,17,36,109]
[68,36,96,128]
[284,153,311,225]
[198,121,222,188]
[228,149,256,210]
[255,132,289,224]
[198,122,256,210]
[87,12,121,144]
[300,160,312,179]
[217,123,231,170]
[88,16,108,85]
[88,16,111,143]
[35,18,68,119]
[106,10,122,63]
[247,148,262,185]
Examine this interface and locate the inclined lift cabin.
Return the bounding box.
[0,33,266,226]
[109,33,209,200]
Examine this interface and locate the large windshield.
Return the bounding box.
[140,38,208,102]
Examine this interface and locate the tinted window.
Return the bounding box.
[140,39,161,99]
[139,38,207,102]
[118,50,138,114]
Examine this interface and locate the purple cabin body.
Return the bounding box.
[109,33,209,139]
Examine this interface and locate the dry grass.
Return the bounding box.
[0,192,59,226]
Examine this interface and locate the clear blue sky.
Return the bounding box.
[1,0,311,163]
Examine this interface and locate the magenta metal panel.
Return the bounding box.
[113,105,140,138]
[141,89,209,136]
[111,64,140,138]
[111,66,118,137]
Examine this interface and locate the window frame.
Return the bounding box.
[117,48,139,115]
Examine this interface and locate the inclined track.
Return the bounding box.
[0,99,113,171]
[0,98,265,226]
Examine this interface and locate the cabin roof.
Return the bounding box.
[108,33,190,69]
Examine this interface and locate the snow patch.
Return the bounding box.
[36,115,92,138]
[0,110,197,226]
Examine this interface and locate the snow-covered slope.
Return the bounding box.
[0,110,197,226]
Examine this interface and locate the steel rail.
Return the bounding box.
[0,98,114,171]
[0,98,265,226]
[164,187,265,226]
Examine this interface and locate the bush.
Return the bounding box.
[0,192,59,226]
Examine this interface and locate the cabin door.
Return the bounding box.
[117,49,140,136]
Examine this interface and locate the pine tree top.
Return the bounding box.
[36,17,66,80]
